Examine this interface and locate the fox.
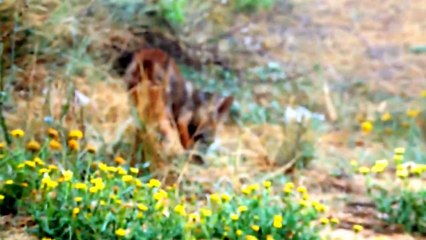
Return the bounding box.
[122,48,234,165]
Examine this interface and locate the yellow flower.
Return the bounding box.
[353,224,364,233]
[153,190,167,201]
[117,167,127,175]
[350,159,358,167]
[299,200,308,208]
[107,166,118,173]
[174,204,186,216]
[230,213,239,221]
[200,208,212,217]
[358,166,370,175]
[406,109,421,118]
[122,175,133,183]
[115,228,127,237]
[41,175,58,188]
[130,167,139,174]
[49,139,62,150]
[411,165,425,175]
[421,90,426,97]
[330,217,340,225]
[0,194,4,201]
[68,139,79,151]
[137,212,143,219]
[48,165,58,171]
[62,170,73,182]
[5,179,14,185]
[86,144,96,154]
[89,186,99,193]
[238,205,248,213]
[236,230,243,236]
[39,168,50,175]
[24,160,36,168]
[249,183,260,192]
[375,159,389,168]
[396,169,409,179]
[47,128,59,139]
[26,140,41,152]
[263,180,272,189]
[242,185,252,195]
[381,112,392,122]
[371,165,385,173]
[251,225,260,232]
[273,215,283,228]
[98,162,108,172]
[246,235,258,240]
[10,129,25,138]
[68,130,83,140]
[320,217,329,225]
[134,179,143,187]
[210,193,220,203]
[34,157,45,166]
[394,147,405,155]
[371,160,388,173]
[361,121,373,133]
[0,142,5,149]
[147,178,161,188]
[266,235,274,240]
[311,201,326,212]
[283,185,293,194]
[302,193,310,200]
[74,197,83,203]
[188,213,199,223]
[73,182,88,190]
[114,156,126,165]
[21,182,28,188]
[297,186,307,194]
[221,193,231,202]
[394,154,404,164]
[137,203,148,212]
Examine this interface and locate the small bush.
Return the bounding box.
[0,127,333,239]
[358,148,426,235]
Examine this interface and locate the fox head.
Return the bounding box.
[184,90,234,149]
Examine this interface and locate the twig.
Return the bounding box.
[0,43,12,144]
[323,79,338,122]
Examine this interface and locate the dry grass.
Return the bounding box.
[1,0,426,239]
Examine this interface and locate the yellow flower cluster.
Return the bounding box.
[371,159,389,173]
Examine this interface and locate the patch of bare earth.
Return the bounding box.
[223,0,426,239]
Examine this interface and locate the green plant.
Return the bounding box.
[0,127,333,240]
[231,0,275,13]
[359,148,426,235]
[158,0,187,25]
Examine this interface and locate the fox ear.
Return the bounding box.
[216,95,234,119]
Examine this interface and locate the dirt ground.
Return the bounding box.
[231,0,426,239]
[1,0,426,239]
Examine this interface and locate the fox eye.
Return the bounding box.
[193,133,207,142]
[187,122,198,137]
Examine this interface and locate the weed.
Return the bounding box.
[0,128,332,239]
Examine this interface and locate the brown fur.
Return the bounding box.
[124,48,233,165]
